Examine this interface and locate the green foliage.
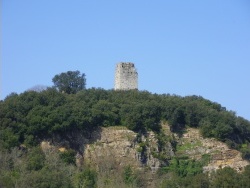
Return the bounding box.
[170,158,203,177]
[24,168,73,188]
[160,165,250,188]
[52,70,86,94]
[168,107,186,132]
[214,122,233,141]
[123,165,133,185]
[0,85,250,187]
[120,101,161,132]
[162,155,210,178]
[137,141,147,153]
[241,165,250,187]
[200,119,214,137]
[210,167,240,188]
[240,146,250,160]
[91,100,119,126]
[0,147,74,188]
[0,87,250,160]
[154,131,173,161]
[73,167,97,188]
[26,147,45,171]
[23,135,37,147]
[0,128,19,149]
[123,165,137,186]
[59,149,76,165]
[240,142,250,160]
[160,173,210,188]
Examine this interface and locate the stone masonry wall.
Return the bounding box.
[114,62,138,90]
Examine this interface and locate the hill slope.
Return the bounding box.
[1,88,250,187]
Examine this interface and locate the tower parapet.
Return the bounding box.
[114,62,138,90]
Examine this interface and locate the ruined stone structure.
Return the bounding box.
[114,62,138,90]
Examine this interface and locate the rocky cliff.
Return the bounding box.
[82,126,174,173]
[41,125,249,174]
[178,127,249,172]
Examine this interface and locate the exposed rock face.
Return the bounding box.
[40,125,249,174]
[179,128,249,173]
[83,127,171,172]
[139,132,162,171]
[84,127,138,167]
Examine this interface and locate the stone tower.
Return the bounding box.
[114,62,138,90]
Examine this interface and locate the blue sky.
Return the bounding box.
[2,1,250,120]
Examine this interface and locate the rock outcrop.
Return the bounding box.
[40,125,249,174]
[83,127,173,172]
[179,128,249,173]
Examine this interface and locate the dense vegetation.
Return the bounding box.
[1,74,250,187]
[160,166,250,188]
[1,145,250,187]
[1,88,250,154]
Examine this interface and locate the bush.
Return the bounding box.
[59,149,76,165]
[26,147,45,171]
[74,167,97,188]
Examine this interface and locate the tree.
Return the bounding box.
[73,167,97,188]
[123,165,137,185]
[52,70,86,94]
[241,165,250,187]
[210,167,239,187]
[59,149,76,165]
[169,107,185,132]
[91,100,119,127]
[26,147,45,171]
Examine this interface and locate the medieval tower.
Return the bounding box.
[114,62,138,90]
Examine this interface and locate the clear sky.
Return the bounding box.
[2,1,250,120]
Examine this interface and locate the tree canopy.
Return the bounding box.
[1,88,250,154]
[52,70,86,94]
[1,87,250,187]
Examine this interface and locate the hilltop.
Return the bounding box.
[1,88,250,187]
